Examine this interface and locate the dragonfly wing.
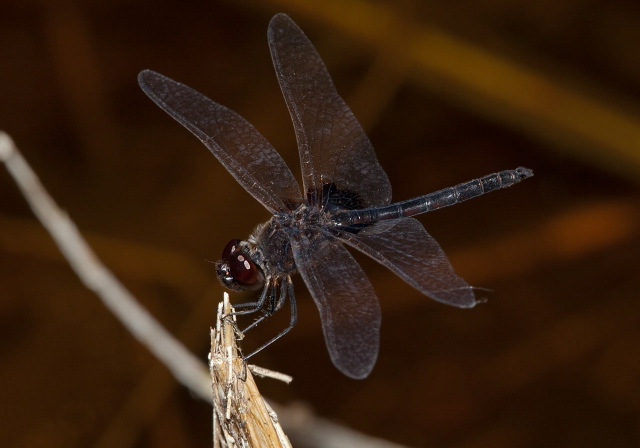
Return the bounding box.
[341,218,478,308]
[268,14,392,208]
[139,70,302,213]
[291,233,381,379]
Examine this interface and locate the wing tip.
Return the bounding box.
[137,69,168,96]
[137,68,155,85]
[432,286,483,309]
[270,13,294,28]
[337,359,376,380]
[268,13,298,41]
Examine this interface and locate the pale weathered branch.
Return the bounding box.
[0,131,210,399]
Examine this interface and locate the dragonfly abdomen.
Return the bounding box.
[333,167,533,226]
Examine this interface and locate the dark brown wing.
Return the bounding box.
[291,233,381,379]
[341,218,478,308]
[268,14,391,208]
[139,70,302,213]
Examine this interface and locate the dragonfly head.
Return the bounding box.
[215,239,265,292]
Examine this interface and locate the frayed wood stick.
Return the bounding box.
[210,293,291,447]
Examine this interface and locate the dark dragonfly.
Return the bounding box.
[139,14,532,379]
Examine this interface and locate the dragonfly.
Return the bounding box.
[138,13,533,379]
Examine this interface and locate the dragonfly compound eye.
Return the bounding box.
[216,239,264,291]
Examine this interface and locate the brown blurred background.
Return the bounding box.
[1,0,640,447]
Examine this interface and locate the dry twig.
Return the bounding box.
[210,294,291,447]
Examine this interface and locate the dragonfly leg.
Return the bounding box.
[234,279,282,334]
[243,276,297,360]
[229,277,273,316]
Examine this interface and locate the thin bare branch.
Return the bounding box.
[0,131,210,400]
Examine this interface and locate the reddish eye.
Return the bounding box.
[228,252,262,287]
[221,239,240,260]
[216,239,264,291]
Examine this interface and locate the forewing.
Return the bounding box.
[268,14,392,207]
[291,233,381,379]
[340,218,478,308]
[138,70,302,213]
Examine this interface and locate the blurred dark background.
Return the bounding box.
[1,0,639,447]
